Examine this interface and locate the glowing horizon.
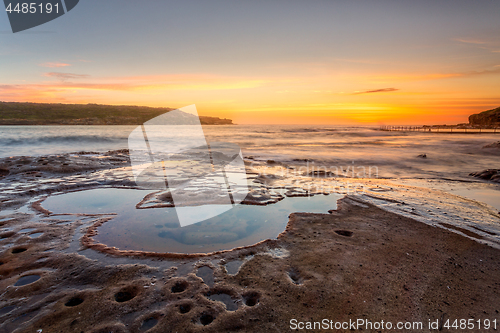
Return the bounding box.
[1,1,499,125]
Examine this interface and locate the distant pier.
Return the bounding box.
[379,125,499,134]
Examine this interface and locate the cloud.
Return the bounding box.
[60,73,269,91]
[371,66,500,83]
[40,62,71,68]
[44,72,89,80]
[454,38,488,45]
[0,84,22,90]
[0,73,270,103]
[453,38,500,53]
[459,67,500,77]
[352,88,399,95]
[332,58,386,65]
[0,84,66,102]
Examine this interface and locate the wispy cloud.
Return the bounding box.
[371,66,500,83]
[44,72,90,80]
[455,67,500,78]
[0,73,271,103]
[40,62,71,68]
[57,73,269,91]
[352,88,399,95]
[453,38,500,54]
[0,84,67,102]
[454,38,488,45]
[332,58,386,65]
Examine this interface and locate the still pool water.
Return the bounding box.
[42,188,342,254]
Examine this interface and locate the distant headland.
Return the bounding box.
[468,106,500,127]
[381,106,500,133]
[0,102,233,125]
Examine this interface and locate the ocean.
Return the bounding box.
[1,124,499,180]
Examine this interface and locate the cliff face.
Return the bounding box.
[469,107,500,126]
[0,102,233,125]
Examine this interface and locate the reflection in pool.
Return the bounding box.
[14,274,40,286]
[42,188,342,254]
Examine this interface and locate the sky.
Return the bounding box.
[1,0,499,125]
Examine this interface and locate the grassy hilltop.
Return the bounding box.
[0,102,233,125]
[469,106,500,126]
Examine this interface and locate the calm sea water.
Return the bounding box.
[1,125,498,180]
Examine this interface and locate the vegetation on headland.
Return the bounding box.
[0,102,233,125]
[379,107,500,132]
[468,106,500,127]
[421,106,500,129]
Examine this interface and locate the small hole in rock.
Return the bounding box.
[65,297,84,307]
[0,305,15,316]
[225,260,243,275]
[171,281,188,293]
[200,313,214,326]
[91,324,128,333]
[140,317,158,331]
[207,292,238,311]
[179,304,191,314]
[335,230,353,237]
[287,267,303,285]
[243,291,260,306]
[196,266,214,287]
[114,291,135,302]
[12,248,27,254]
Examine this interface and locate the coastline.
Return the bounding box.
[0,102,233,126]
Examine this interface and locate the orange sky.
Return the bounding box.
[2,67,499,125]
[1,1,499,125]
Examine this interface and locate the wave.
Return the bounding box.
[0,135,122,146]
[280,128,341,133]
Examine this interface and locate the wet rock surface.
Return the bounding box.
[483,141,500,149]
[470,169,500,183]
[0,150,135,213]
[1,194,499,332]
[1,151,500,332]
